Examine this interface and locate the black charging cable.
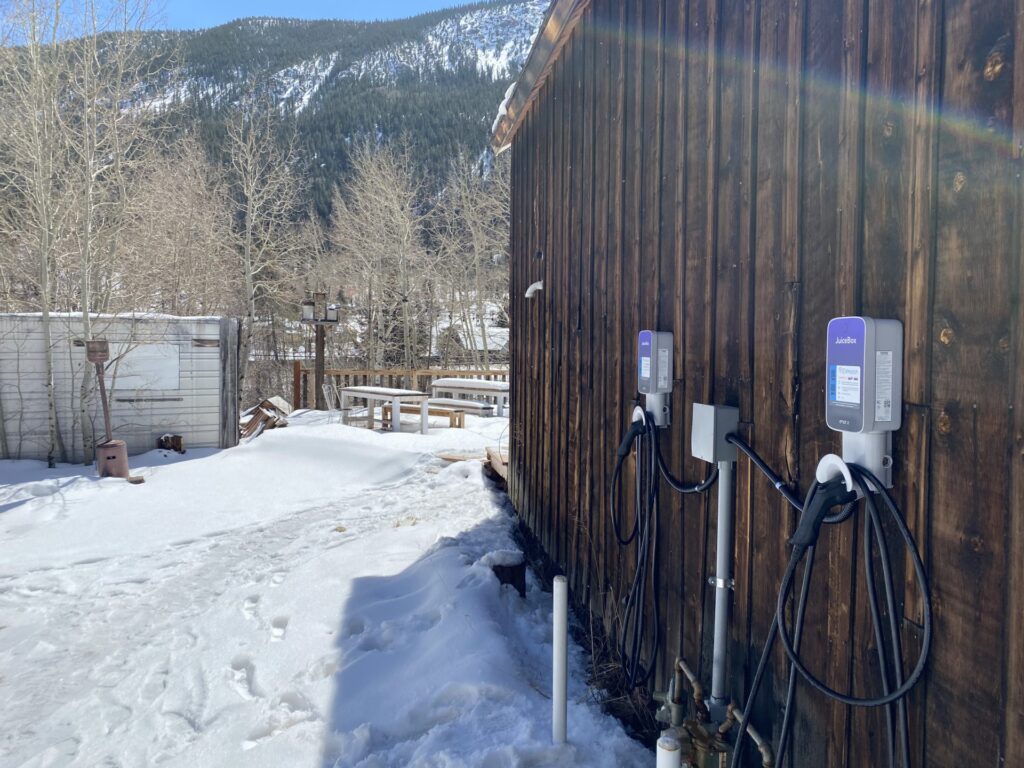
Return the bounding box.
[727,433,857,526]
[609,414,660,688]
[730,463,932,768]
[655,433,718,494]
[608,412,717,690]
[725,433,804,511]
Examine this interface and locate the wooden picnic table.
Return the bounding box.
[430,377,510,417]
[339,386,430,434]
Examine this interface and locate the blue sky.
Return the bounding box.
[160,0,472,30]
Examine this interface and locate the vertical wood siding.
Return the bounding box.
[507,0,1023,764]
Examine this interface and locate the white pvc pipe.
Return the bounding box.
[552,575,568,744]
[656,735,682,768]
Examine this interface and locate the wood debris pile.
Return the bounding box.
[240,397,292,440]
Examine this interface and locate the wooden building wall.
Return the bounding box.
[506,0,1024,765]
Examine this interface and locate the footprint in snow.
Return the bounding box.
[229,656,262,699]
[269,571,287,587]
[270,617,289,642]
[23,481,59,497]
[242,691,317,750]
[303,654,338,682]
[242,595,260,619]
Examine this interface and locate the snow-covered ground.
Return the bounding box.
[0,412,650,767]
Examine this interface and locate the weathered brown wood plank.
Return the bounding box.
[657,0,686,682]
[925,1,1016,764]
[1016,0,1024,160]
[1004,59,1024,760]
[589,0,612,621]
[791,0,847,761]
[712,0,761,712]
[605,0,628,622]
[1005,7,1024,761]
[612,0,643,639]
[540,74,555,553]
[554,53,568,568]
[531,98,546,538]
[743,0,804,754]
[680,0,714,673]
[508,123,519,512]
[565,28,583,593]
[576,11,596,610]
[857,0,929,762]
[725,0,761,719]
[637,0,665,681]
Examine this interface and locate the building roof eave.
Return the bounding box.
[491,0,592,154]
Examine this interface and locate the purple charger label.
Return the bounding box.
[827,317,866,367]
[638,331,652,379]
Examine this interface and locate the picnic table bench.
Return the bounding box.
[430,377,510,417]
[340,386,430,434]
[383,402,467,429]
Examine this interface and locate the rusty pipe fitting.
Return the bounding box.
[723,703,774,768]
[672,657,710,723]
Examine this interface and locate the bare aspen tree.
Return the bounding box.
[120,135,238,317]
[432,150,510,367]
[0,0,179,462]
[0,0,73,466]
[223,99,303,389]
[64,0,168,459]
[67,0,168,319]
[330,139,434,370]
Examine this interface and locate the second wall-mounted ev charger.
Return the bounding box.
[638,330,673,427]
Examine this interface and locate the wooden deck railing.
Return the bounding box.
[291,362,509,410]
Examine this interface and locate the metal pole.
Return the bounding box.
[710,458,734,706]
[95,362,113,444]
[314,324,326,410]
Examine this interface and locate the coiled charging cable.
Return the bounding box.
[609,412,717,690]
[726,437,931,768]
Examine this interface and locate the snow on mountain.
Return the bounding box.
[268,53,339,114]
[142,2,547,117]
[343,1,548,85]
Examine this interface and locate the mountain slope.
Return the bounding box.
[150,1,547,215]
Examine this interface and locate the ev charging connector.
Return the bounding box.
[638,330,673,427]
[825,316,903,490]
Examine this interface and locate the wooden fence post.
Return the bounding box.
[292,360,301,410]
